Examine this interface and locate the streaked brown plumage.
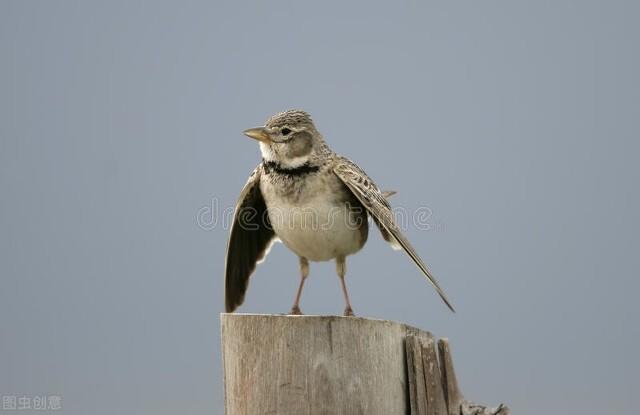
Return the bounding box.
[225,110,454,315]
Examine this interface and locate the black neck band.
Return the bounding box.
[262,160,320,177]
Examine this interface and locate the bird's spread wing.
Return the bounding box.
[224,165,276,312]
[333,157,455,312]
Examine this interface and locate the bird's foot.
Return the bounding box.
[343,307,355,317]
[289,306,303,315]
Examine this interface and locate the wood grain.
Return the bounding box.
[438,338,462,415]
[406,334,428,415]
[421,336,447,415]
[222,314,410,415]
[221,313,509,415]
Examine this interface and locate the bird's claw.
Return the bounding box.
[289,306,303,315]
[343,307,355,317]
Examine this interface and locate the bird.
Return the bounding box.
[224,109,454,316]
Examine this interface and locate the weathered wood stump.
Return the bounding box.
[221,314,509,415]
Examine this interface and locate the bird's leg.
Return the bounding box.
[336,256,354,316]
[290,257,309,315]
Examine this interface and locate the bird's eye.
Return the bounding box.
[281,128,292,136]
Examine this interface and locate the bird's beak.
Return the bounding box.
[243,127,270,143]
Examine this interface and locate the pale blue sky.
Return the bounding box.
[1,1,638,414]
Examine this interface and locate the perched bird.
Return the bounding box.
[225,110,454,316]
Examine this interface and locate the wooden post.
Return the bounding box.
[221,314,509,415]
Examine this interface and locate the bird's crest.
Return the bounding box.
[265,109,313,128]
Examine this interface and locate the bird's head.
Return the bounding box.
[243,109,325,168]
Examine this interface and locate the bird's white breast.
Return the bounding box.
[260,173,367,262]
